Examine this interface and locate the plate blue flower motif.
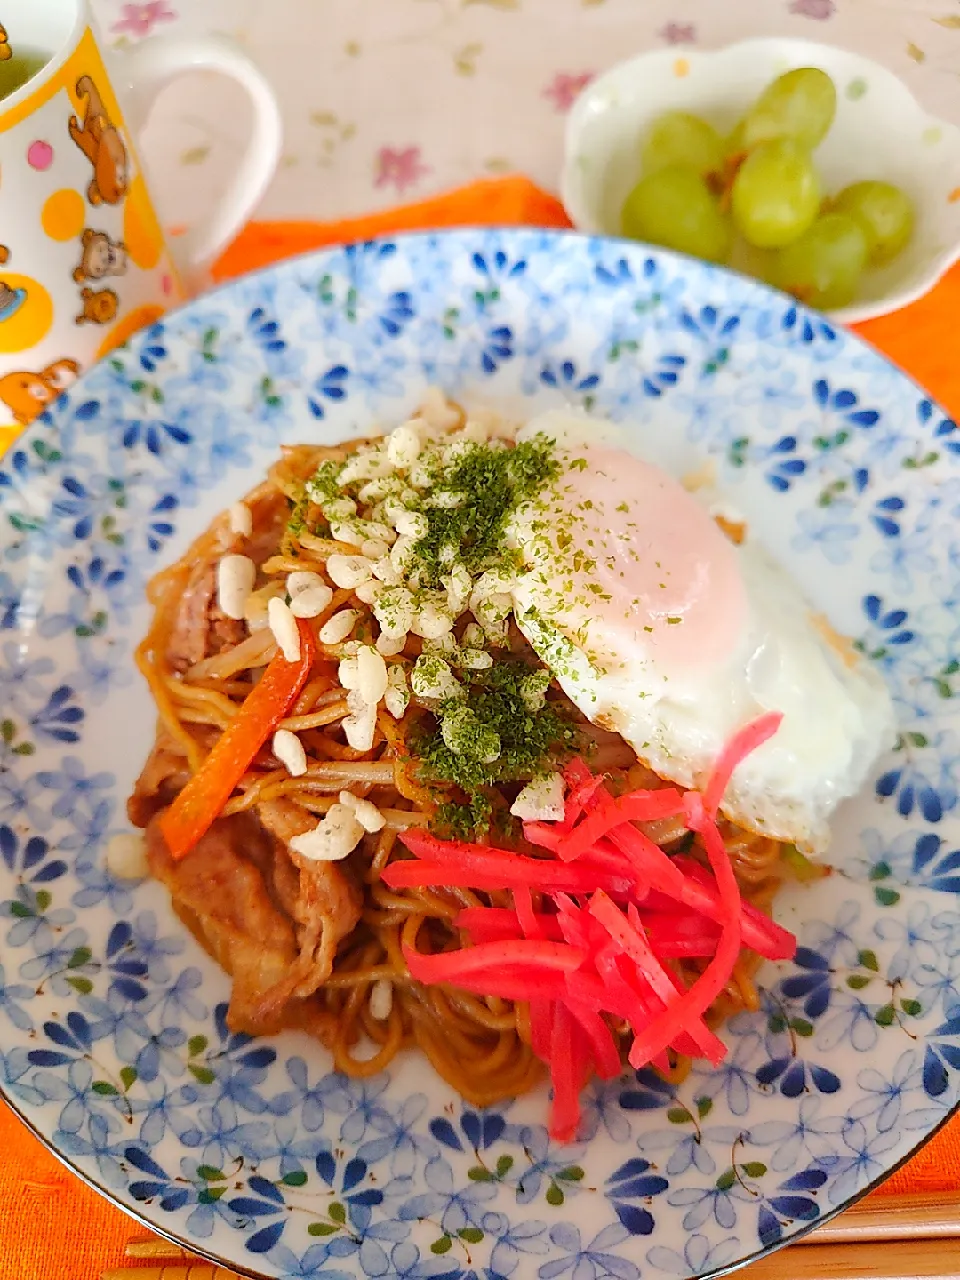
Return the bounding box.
[1,229,960,1280]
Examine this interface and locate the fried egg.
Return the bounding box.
[507,410,896,854]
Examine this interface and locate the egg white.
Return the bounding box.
[509,411,896,854]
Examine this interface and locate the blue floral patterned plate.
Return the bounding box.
[1,230,960,1280]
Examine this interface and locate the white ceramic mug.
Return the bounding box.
[0,0,282,450]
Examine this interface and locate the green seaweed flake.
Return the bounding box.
[411,436,560,586]
[414,660,579,832]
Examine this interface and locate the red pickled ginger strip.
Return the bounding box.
[513,882,560,1066]
[590,892,725,1061]
[702,711,783,816]
[549,1000,589,1143]
[513,887,544,940]
[384,855,631,896]
[564,998,622,1081]
[402,937,585,984]
[673,858,796,961]
[560,759,607,831]
[391,714,796,1142]
[557,787,685,861]
[626,795,742,1069]
[529,997,556,1061]
[431,970,572,1003]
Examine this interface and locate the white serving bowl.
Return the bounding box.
[561,37,960,323]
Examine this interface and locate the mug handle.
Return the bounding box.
[114,35,282,286]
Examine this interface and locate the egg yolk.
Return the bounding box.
[516,445,749,675]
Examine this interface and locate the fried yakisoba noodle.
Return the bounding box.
[129,431,791,1105]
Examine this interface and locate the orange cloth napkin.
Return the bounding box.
[210,177,574,282]
[2,174,959,1280]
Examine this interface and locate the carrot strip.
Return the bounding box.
[159,618,317,860]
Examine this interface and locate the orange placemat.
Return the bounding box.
[2,174,959,1280]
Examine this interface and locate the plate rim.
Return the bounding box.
[1,226,958,1280]
[6,1078,959,1280]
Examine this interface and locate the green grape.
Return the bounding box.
[741,67,837,150]
[772,213,868,309]
[830,180,915,265]
[731,138,821,248]
[621,166,732,263]
[641,111,725,179]
[725,119,747,159]
[729,236,779,286]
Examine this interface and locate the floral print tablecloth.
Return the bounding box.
[88,0,960,235]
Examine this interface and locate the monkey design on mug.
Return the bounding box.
[68,75,129,205]
[0,246,26,324]
[0,359,80,426]
[73,230,128,284]
[76,286,119,326]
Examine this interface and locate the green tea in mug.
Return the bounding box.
[0,49,49,101]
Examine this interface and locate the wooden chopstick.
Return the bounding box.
[116,1193,960,1280]
[125,1242,192,1260]
[741,1236,960,1279]
[798,1190,960,1245]
[114,1242,240,1278]
[105,1269,241,1280]
[105,1244,960,1280]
